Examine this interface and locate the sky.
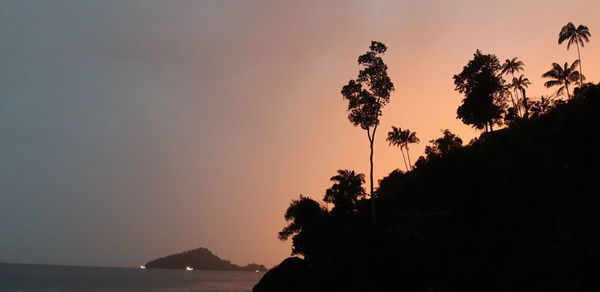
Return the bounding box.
[0,0,599,268]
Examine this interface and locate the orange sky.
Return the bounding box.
[1,0,599,268]
[195,0,600,267]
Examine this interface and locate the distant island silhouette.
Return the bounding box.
[145,247,267,272]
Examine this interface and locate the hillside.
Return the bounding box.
[145,247,267,272]
[268,84,600,291]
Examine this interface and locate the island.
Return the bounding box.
[144,247,267,272]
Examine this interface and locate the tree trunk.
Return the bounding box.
[566,83,571,100]
[522,88,529,118]
[489,122,493,132]
[576,42,584,86]
[515,89,522,117]
[509,92,519,117]
[368,127,376,224]
[406,145,413,170]
[511,73,522,118]
[400,148,409,172]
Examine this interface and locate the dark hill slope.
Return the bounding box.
[312,85,600,291]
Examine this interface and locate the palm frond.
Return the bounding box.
[501,57,524,76]
[570,72,583,84]
[567,37,577,50]
[558,22,576,44]
[577,25,591,45]
[386,126,403,146]
[559,23,591,49]
[569,59,581,71]
[544,80,562,88]
[541,63,562,79]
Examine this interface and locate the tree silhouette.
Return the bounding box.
[511,74,532,118]
[454,50,505,132]
[529,95,560,118]
[323,169,366,216]
[278,195,327,256]
[401,129,419,170]
[424,129,463,160]
[542,60,583,99]
[501,57,525,116]
[341,41,395,223]
[386,126,409,171]
[559,22,591,86]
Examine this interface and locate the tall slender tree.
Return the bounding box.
[558,22,591,86]
[542,60,583,99]
[501,57,525,116]
[401,129,419,170]
[387,126,409,172]
[511,75,532,118]
[341,41,395,223]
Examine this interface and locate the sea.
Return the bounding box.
[0,262,263,292]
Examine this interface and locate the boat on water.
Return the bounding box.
[185,266,193,271]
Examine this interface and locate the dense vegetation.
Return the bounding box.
[145,247,266,272]
[267,23,598,291]
[274,83,600,291]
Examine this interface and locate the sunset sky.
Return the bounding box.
[1,0,599,268]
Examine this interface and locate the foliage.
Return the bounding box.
[278,195,328,256]
[501,57,525,117]
[454,50,506,131]
[387,127,419,171]
[558,22,591,86]
[511,74,532,117]
[423,129,463,160]
[271,24,599,290]
[341,41,394,131]
[542,60,583,99]
[323,169,367,216]
[276,83,600,291]
[500,57,524,76]
[387,126,409,171]
[529,95,563,118]
[559,22,591,50]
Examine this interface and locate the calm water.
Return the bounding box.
[0,263,263,292]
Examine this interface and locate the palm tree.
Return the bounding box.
[501,57,525,77]
[401,129,419,170]
[324,169,366,216]
[542,60,583,99]
[387,126,409,172]
[511,75,531,118]
[559,22,591,86]
[501,57,525,116]
[530,95,556,117]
